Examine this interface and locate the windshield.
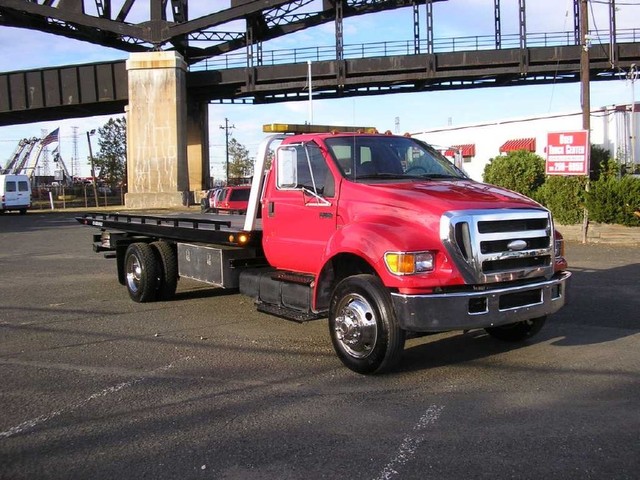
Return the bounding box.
[324,135,466,181]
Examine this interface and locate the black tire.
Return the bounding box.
[329,274,406,374]
[124,242,159,303]
[151,241,178,301]
[485,316,547,342]
[19,209,27,215]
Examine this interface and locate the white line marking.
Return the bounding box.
[373,404,445,480]
[0,356,192,439]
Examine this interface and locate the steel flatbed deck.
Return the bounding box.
[75,211,262,246]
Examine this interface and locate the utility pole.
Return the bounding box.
[220,118,235,185]
[307,61,313,125]
[71,126,79,178]
[86,130,100,207]
[580,0,591,244]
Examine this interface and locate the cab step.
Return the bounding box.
[240,268,324,322]
[256,302,325,323]
[271,271,315,285]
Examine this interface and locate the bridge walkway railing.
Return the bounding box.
[191,28,640,71]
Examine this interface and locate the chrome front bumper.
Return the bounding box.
[391,271,571,332]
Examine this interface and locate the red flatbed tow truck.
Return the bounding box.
[78,123,570,374]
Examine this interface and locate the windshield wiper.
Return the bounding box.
[356,172,463,181]
[355,173,408,180]
[416,173,463,180]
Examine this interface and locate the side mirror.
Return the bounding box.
[276,146,298,189]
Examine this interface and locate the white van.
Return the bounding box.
[0,174,32,214]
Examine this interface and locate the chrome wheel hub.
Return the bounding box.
[126,255,142,293]
[334,294,378,359]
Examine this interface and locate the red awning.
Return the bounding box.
[444,144,476,157]
[499,138,536,153]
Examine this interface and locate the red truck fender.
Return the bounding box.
[312,219,459,311]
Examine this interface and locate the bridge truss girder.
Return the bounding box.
[0,0,448,64]
[2,39,638,127]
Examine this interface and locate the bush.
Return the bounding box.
[483,150,546,199]
[585,175,640,227]
[537,175,586,225]
[481,145,640,227]
[589,145,613,180]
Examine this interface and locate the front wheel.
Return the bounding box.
[485,316,546,342]
[329,274,405,374]
[124,242,159,303]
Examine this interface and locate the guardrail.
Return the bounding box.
[191,28,640,71]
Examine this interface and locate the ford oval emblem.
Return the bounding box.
[507,239,528,251]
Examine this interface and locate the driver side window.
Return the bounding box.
[295,143,335,197]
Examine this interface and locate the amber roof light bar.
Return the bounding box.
[263,123,378,134]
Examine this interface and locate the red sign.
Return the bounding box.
[546,130,590,176]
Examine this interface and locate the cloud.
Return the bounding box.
[0,28,125,71]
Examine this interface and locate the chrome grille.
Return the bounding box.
[440,209,554,284]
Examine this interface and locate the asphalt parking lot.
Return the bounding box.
[1,211,639,480]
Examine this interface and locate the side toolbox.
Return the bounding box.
[177,243,257,288]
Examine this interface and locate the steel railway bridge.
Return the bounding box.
[0,0,638,207]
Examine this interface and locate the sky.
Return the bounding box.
[1,0,639,180]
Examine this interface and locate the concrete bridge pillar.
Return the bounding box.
[125,51,209,208]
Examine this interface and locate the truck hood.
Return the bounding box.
[353,179,543,215]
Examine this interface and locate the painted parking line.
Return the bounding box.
[373,404,445,480]
[0,356,193,439]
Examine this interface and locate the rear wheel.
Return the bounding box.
[19,209,27,215]
[151,241,178,301]
[124,243,158,303]
[329,274,405,374]
[485,316,546,342]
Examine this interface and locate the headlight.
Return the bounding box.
[554,231,565,258]
[384,251,435,275]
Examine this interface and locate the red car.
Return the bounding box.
[210,185,251,214]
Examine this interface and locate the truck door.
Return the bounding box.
[262,141,337,274]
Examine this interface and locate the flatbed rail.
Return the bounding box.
[76,212,260,246]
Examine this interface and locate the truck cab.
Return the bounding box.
[250,125,570,373]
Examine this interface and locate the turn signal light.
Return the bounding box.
[384,251,434,275]
[229,232,251,245]
[238,232,250,245]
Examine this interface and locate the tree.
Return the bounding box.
[482,150,546,200]
[94,117,126,187]
[227,137,253,180]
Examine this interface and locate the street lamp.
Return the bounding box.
[86,129,99,207]
[629,64,638,167]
